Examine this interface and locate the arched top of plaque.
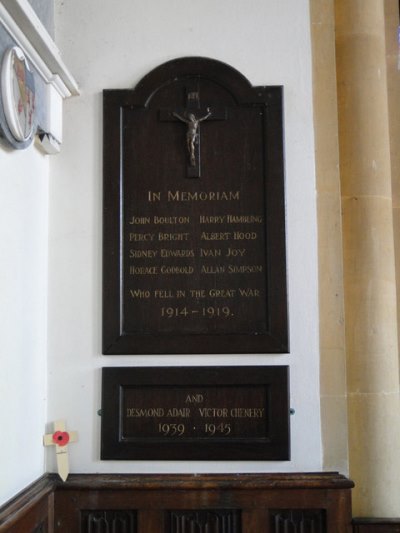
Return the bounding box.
[130,56,281,107]
[103,57,288,355]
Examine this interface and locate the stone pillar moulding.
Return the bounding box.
[335,0,400,517]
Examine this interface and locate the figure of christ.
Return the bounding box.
[173,108,212,166]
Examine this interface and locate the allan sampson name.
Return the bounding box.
[148,190,240,202]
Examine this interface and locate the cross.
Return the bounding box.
[159,82,227,178]
[43,420,78,481]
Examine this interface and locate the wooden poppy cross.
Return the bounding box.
[43,420,78,481]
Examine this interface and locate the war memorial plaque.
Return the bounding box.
[103,57,288,354]
[101,366,290,460]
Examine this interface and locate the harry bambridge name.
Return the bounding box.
[147,190,240,202]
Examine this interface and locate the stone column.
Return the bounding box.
[335,0,400,516]
[384,0,400,365]
[310,0,348,474]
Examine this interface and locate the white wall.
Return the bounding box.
[0,146,48,505]
[48,0,321,474]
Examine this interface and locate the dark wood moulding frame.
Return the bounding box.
[103,57,288,355]
[101,366,290,461]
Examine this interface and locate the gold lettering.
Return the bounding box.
[199,215,226,224]
[160,265,194,275]
[153,216,190,224]
[230,408,265,418]
[200,248,221,257]
[201,265,225,274]
[226,248,246,257]
[233,231,257,240]
[198,407,229,418]
[189,289,206,298]
[227,265,263,274]
[200,214,262,224]
[129,249,158,258]
[167,190,240,202]
[148,191,161,202]
[167,190,180,202]
[227,214,263,223]
[166,408,190,418]
[200,232,231,241]
[128,216,151,225]
[127,407,164,417]
[185,394,204,403]
[130,289,151,298]
[129,266,158,275]
[154,289,175,298]
[129,233,155,242]
[208,289,236,298]
[158,233,190,241]
[239,288,260,297]
[161,249,194,257]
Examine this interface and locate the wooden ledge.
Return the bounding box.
[56,472,354,491]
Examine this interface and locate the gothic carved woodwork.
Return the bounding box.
[168,510,241,533]
[270,509,326,533]
[81,510,137,533]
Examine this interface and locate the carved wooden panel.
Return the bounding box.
[81,510,137,533]
[168,510,241,533]
[50,473,353,532]
[270,509,326,533]
[0,473,354,533]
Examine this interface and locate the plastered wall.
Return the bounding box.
[0,147,49,505]
[47,0,322,475]
[0,0,53,506]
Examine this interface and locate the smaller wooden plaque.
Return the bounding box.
[101,366,290,460]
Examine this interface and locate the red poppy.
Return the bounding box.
[52,431,70,446]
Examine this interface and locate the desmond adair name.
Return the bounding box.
[126,406,266,419]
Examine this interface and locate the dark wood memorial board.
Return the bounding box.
[101,366,290,460]
[103,57,288,354]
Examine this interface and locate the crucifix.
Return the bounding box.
[43,420,78,481]
[159,82,227,177]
